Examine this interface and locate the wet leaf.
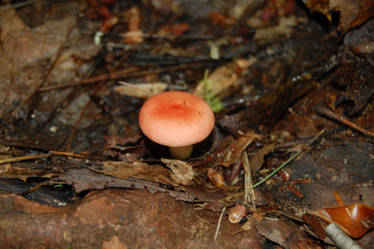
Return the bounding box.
[309,203,374,238]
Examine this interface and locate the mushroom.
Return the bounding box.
[138,91,215,159]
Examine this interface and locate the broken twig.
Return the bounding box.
[316,106,374,137]
[0,154,51,165]
[242,151,255,208]
[0,150,88,165]
[214,206,227,241]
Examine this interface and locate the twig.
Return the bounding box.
[214,206,226,241]
[0,0,39,10]
[19,181,49,195]
[0,150,88,165]
[316,106,374,137]
[49,150,86,158]
[38,62,209,92]
[38,67,140,92]
[0,154,51,165]
[120,32,215,41]
[325,223,363,249]
[242,151,255,208]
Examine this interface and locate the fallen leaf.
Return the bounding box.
[249,143,275,173]
[304,0,374,32]
[96,161,175,185]
[309,203,374,238]
[228,204,247,224]
[114,82,167,99]
[255,218,324,248]
[194,63,245,99]
[161,158,195,185]
[330,0,374,32]
[207,168,226,188]
[219,131,262,167]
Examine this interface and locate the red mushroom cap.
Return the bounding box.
[138,91,215,147]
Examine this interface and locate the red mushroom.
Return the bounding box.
[138,91,215,159]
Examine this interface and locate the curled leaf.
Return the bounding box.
[207,168,226,188]
[228,204,247,224]
[309,203,374,238]
[161,158,195,185]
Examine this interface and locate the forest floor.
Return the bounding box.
[0,0,373,248]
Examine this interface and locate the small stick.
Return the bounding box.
[316,106,374,137]
[214,207,226,241]
[325,223,363,249]
[0,154,51,165]
[19,181,49,195]
[0,150,89,165]
[38,62,208,92]
[49,150,86,159]
[38,67,140,92]
[120,32,214,40]
[0,0,39,10]
[242,151,255,208]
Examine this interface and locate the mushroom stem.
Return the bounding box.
[169,145,193,160]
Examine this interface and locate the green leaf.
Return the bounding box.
[201,70,223,113]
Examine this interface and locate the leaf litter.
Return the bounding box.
[0,0,374,248]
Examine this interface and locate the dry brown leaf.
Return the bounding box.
[330,0,374,32]
[207,168,226,188]
[0,164,57,181]
[161,158,195,185]
[114,82,167,98]
[220,131,263,167]
[194,62,244,99]
[228,204,247,224]
[249,143,275,173]
[304,0,374,32]
[255,219,324,249]
[0,7,100,119]
[96,161,175,185]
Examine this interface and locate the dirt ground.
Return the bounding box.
[0,0,373,248]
